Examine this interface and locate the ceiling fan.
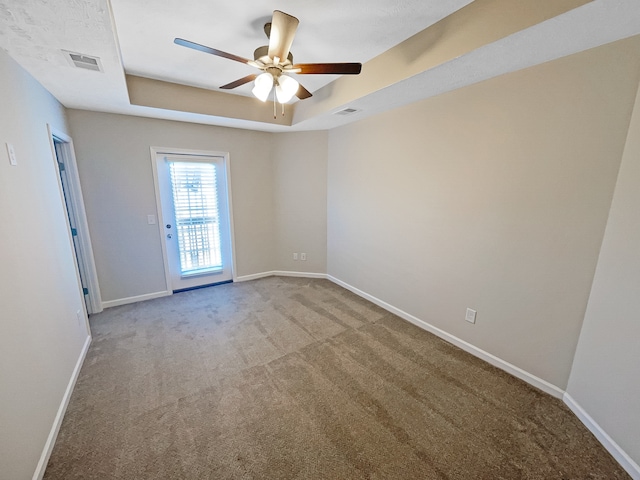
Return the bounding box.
[174,10,362,108]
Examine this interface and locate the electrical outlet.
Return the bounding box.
[300,253,307,261]
[293,253,298,260]
[465,308,477,324]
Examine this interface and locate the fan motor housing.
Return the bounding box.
[254,45,293,65]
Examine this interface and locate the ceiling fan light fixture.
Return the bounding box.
[252,72,273,102]
[275,74,299,103]
[175,10,362,107]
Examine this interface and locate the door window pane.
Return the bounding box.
[169,162,222,275]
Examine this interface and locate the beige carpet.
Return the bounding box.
[45,276,628,479]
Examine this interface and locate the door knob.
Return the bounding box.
[167,233,172,239]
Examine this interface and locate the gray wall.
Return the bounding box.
[67,111,329,303]
[273,131,328,273]
[68,111,276,302]
[0,50,89,479]
[326,37,640,390]
[567,78,640,465]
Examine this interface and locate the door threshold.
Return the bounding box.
[172,279,233,294]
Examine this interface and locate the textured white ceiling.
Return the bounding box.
[110,0,473,98]
[1,0,640,132]
[0,0,128,110]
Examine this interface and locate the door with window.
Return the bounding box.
[155,152,234,292]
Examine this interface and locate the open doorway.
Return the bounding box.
[49,126,102,314]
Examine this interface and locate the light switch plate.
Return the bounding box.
[6,143,17,166]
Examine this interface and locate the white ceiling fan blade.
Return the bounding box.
[268,10,299,63]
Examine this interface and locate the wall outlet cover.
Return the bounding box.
[465,308,477,324]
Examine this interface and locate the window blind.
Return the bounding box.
[169,161,222,275]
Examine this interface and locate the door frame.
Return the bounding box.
[47,125,103,314]
[150,146,238,293]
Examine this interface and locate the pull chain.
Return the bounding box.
[272,88,286,118]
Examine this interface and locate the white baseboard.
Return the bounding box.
[563,393,640,480]
[101,290,171,309]
[327,275,564,399]
[235,271,275,282]
[235,271,327,282]
[33,334,91,480]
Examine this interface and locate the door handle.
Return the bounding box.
[167,233,172,239]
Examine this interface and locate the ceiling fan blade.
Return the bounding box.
[174,38,252,65]
[292,63,362,75]
[296,84,312,100]
[268,10,299,63]
[220,74,258,90]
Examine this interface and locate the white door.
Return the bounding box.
[155,153,234,292]
[50,127,102,314]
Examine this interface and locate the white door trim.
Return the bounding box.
[149,146,238,293]
[47,125,103,314]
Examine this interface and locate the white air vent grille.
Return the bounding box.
[334,108,360,116]
[63,51,103,72]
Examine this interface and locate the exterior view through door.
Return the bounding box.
[153,151,234,292]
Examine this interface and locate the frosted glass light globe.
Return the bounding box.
[275,74,299,103]
[252,73,274,102]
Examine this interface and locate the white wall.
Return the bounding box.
[566,78,640,470]
[327,37,640,390]
[0,50,90,479]
[273,131,328,273]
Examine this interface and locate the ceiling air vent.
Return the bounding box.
[334,108,360,116]
[63,51,103,72]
